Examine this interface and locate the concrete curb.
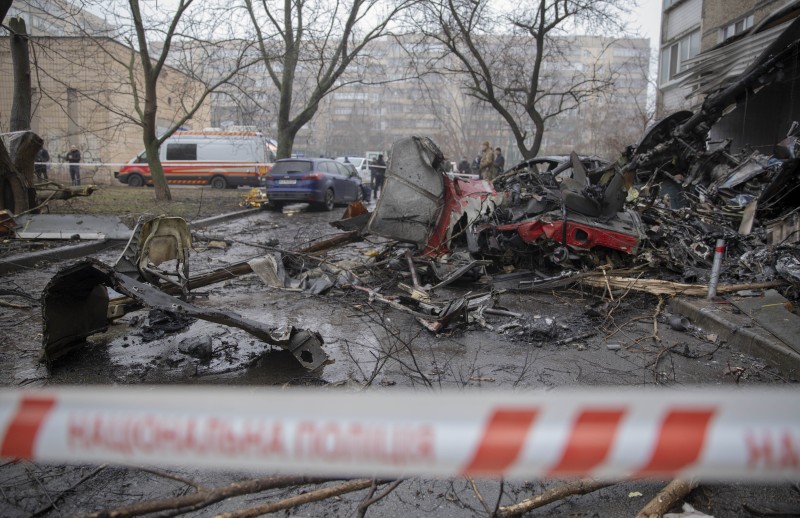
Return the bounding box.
[0,208,263,277]
[0,239,119,276]
[671,297,800,378]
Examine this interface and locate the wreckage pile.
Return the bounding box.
[630,119,800,294]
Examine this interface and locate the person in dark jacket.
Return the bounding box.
[493,147,505,177]
[370,154,386,198]
[35,147,50,181]
[66,145,81,186]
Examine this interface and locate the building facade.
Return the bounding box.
[656,0,800,152]
[1,1,211,183]
[656,0,795,116]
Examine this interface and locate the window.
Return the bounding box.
[272,160,311,174]
[334,162,351,176]
[660,30,700,84]
[166,143,197,160]
[718,15,754,43]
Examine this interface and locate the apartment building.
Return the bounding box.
[242,35,650,164]
[656,0,800,151]
[196,27,649,163]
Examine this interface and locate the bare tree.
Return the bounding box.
[242,0,417,159]
[411,0,633,160]
[15,0,258,201]
[1,11,42,213]
[109,0,259,200]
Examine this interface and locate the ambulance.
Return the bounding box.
[114,130,274,188]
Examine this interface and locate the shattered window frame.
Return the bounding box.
[660,29,700,84]
[718,15,754,43]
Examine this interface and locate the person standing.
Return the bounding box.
[370,154,386,199]
[493,147,505,177]
[35,147,50,181]
[479,141,494,180]
[66,144,81,186]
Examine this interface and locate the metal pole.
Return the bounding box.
[707,239,725,299]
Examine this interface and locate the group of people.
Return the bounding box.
[34,144,82,185]
[457,141,504,180]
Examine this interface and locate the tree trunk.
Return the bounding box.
[276,126,296,159]
[0,136,35,214]
[142,77,171,201]
[9,16,32,132]
[11,131,42,186]
[275,107,319,159]
[144,139,171,201]
[3,15,39,213]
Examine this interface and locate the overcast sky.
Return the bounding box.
[630,0,663,49]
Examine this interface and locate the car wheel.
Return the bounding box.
[356,185,364,202]
[323,188,335,211]
[127,174,144,187]
[210,176,227,189]
[268,201,283,211]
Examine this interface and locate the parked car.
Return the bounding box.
[335,156,371,184]
[265,158,362,211]
[114,130,273,189]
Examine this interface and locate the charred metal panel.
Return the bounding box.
[41,263,110,361]
[41,259,328,370]
[367,136,445,244]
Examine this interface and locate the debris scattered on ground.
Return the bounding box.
[139,308,196,342]
[177,334,213,360]
[240,187,269,208]
[41,258,328,369]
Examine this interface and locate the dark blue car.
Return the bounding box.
[265,158,363,211]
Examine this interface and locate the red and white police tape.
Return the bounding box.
[0,387,798,480]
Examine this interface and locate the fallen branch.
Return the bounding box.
[555,331,597,346]
[355,479,403,518]
[30,465,106,518]
[580,277,786,297]
[81,475,329,518]
[0,299,31,308]
[467,476,492,515]
[213,478,376,518]
[635,478,698,518]
[135,466,206,491]
[652,296,664,344]
[497,478,616,517]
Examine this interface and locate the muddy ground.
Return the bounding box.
[0,187,798,517]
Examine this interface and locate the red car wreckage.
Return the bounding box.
[367,136,644,270]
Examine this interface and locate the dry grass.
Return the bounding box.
[45,185,254,226]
